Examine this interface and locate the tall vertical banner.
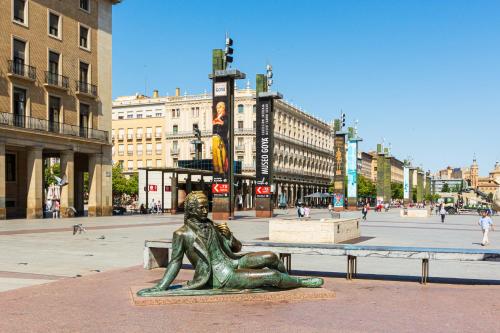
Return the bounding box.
[333,134,346,210]
[347,140,358,208]
[211,76,235,220]
[376,153,385,204]
[255,95,275,217]
[403,167,410,202]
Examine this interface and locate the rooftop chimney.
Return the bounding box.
[175,87,180,97]
[152,89,159,98]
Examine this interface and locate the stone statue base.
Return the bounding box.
[130,284,335,305]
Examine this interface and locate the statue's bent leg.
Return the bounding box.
[225,269,323,289]
[238,252,287,273]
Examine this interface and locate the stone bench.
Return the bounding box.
[144,240,500,284]
[400,208,430,218]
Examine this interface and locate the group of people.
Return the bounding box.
[296,203,310,219]
[45,198,60,218]
[138,199,163,215]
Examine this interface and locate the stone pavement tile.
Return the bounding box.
[0,267,499,333]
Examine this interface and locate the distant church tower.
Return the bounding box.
[470,157,479,188]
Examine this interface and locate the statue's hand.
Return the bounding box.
[137,286,164,297]
[215,222,231,238]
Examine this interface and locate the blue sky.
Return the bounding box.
[112,0,500,176]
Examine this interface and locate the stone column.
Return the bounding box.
[0,142,5,219]
[60,151,74,218]
[101,146,113,216]
[88,153,103,217]
[27,146,43,219]
[171,173,178,214]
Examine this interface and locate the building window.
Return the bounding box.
[155,127,162,138]
[238,121,244,129]
[12,38,26,75]
[146,160,152,167]
[118,113,124,120]
[13,87,26,127]
[156,143,162,154]
[118,144,124,156]
[238,104,244,113]
[48,12,61,39]
[79,62,89,84]
[146,127,152,139]
[146,143,152,155]
[171,109,176,118]
[136,144,143,156]
[79,103,89,137]
[192,107,199,117]
[79,25,90,50]
[173,158,178,167]
[127,112,133,119]
[6,154,16,182]
[173,125,178,134]
[253,105,256,113]
[253,121,256,129]
[48,51,60,78]
[13,0,27,24]
[146,110,152,118]
[155,112,162,117]
[48,96,60,132]
[127,160,133,171]
[80,0,90,12]
[156,159,162,167]
[137,160,143,168]
[136,112,143,119]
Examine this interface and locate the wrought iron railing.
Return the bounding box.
[0,111,108,142]
[76,81,98,97]
[8,60,36,80]
[44,72,69,89]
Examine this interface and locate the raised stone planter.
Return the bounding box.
[400,209,430,218]
[269,218,361,244]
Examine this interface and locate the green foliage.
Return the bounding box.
[425,193,440,202]
[112,163,138,197]
[412,186,417,202]
[442,183,450,192]
[488,192,494,202]
[44,162,61,188]
[391,182,404,199]
[358,175,376,197]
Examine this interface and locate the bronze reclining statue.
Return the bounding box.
[138,191,323,296]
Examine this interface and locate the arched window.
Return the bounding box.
[238,104,244,113]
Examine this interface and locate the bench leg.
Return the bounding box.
[421,259,429,284]
[145,247,170,270]
[346,255,357,280]
[279,253,292,273]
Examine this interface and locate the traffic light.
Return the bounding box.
[266,64,273,88]
[341,112,346,128]
[225,37,233,66]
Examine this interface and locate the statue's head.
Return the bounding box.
[185,191,209,222]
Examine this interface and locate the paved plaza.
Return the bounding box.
[0,209,499,332]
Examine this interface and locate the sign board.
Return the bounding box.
[212,77,233,198]
[333,193,344,208]
[334,134,346,195]
[212,183,229,194]
[256,98,273,198]
[403,167,410,200]
[347,140,357,199]
[148,185,157,192]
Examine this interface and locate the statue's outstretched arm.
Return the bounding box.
[155,231,184,290]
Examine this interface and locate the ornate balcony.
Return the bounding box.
[44,72,69,90]
[75,81,98,98]
[0,111,108,142]
[8,60,36,81]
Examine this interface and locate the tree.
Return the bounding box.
[44,162,61,189]
[391,182,403,199]
[126,173,139,196]
[442,183,450,193]
[358,175,376,197]
[488,192,494,202]
[112,163,128,198]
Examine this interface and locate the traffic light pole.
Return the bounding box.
[209,69,245,221]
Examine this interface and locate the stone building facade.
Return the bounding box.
[112,85,336,207]
[0,0,119,219]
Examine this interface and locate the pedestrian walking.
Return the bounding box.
[157,200,162,214]
[479,210,494,246]
[439,204,446,223]
[52,200,60,219]
[297,204,304,219]
[150,199,156,214]
[362,204,369,220]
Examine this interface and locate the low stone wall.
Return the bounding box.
[269,218,361,244]
[400,209,430,218]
